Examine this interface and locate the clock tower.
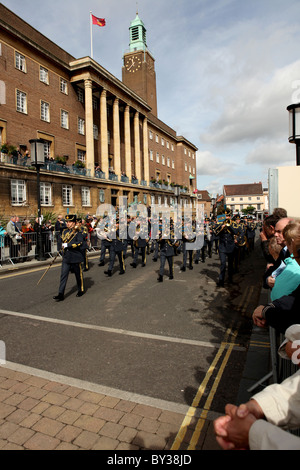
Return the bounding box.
[122,12,158,116]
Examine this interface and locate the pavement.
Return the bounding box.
[0,254,272,451]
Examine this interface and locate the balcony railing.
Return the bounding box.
[1,154,194,194]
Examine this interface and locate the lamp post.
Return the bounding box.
[29,139,46,261]
[287,103,300,165]
[211,197,216,218]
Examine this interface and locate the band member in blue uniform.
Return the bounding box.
[213,209,238,287]
[77,218,89,271]
[157,230,177,282]
[104,221,125,277]
[53,214,85,301]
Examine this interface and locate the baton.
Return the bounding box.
[36,249,62,286]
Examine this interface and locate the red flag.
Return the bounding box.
[91,14,106,27]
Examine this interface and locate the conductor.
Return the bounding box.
[53,214,85,301]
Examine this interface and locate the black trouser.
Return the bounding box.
[133,246,146,264]
[109,249,125,272]
[218,250,234,283]
[59,261,84,295]
[159,252,173,277]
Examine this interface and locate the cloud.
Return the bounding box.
[201,60,300,147]
[196,151,232,176]
[246,141,295,166]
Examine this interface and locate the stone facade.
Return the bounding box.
[0,4,197,220]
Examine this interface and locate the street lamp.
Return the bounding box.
[287,103,300,165]
[211,197,216,217]
[29,139,46,261]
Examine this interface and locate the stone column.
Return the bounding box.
[134,111,141,182]
[124,105,131,180]
[84,78,94,176]
[100,88,109,177]
[113,97,121,178]
[143,116,149,185]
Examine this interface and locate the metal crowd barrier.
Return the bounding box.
[0,230,102,266]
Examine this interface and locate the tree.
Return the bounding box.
[242,205,255,215]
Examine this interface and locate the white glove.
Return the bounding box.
[62,243,68,248]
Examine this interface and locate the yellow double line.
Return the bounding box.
[171,328,237,450]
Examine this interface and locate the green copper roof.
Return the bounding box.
[129,13,147,52]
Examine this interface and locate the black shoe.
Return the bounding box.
[76,291,85,297]
[169,275,174,280]
[53,294,64,301]
[194,260,199,264]
[189,265,193,270]
[180,266,186,272]
[216,280,224,287]
[130,263,137,268]
[153,258,157,262]
[98,261,104,266]
[157,275,163,282]
[83,268,89,272]
[142,263,146,267]
[119,270,125,275]
[104,270,112,277]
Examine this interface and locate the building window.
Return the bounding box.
[231,198,234,201]
[240,197,243,201]
[81,187,91,206]
[40,182,52,206]
[248,197,252,201]
[149,130,153,140]
[77,149,86,162]
[149,150,153,161]
[156,134,159,143]
[62,185,73,206]
[61,109,69,129]
[16,89,27,114]
[167,157,170,167]
[39,66,49,84]
[78,117,85,135]
[162,155,165,165]
[185,162,187,171]
[92,96,98,110]
[172,160,175,169]
[41,101,50,122]
[161,138,165,146]
[99,189,105,203]
[60,78,68,94]
[257,196,261,200]
[93,124,98,140]
[166,141,169,149]
[11,179,26,205]
[77,88,84,103]
[15,51,26,72]
[43,141,51,159]
[156,152,159,163]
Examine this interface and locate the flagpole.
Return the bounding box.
[90,11,93,59]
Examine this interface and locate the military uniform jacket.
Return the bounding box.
[159,238,175,257]
[61,228,84,264]
[111,230,124,252]
[79,225,89,249]
[214,222,238,253]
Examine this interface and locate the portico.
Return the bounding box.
[70,58,151,185]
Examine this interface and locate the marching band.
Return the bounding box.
[52,210,258,299]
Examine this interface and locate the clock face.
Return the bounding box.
[125,55,142,72]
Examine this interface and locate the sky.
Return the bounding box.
[2,0,300,196]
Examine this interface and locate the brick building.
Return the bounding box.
[223,182,265,218]
[0,5,198,220]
